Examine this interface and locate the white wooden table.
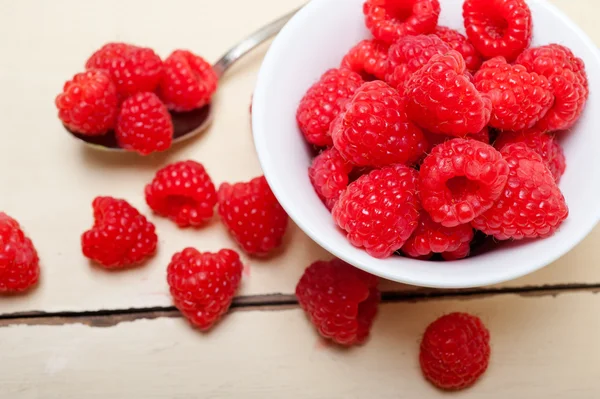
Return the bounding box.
[0,0,599,397]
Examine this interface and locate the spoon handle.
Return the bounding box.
[212,6,302,77]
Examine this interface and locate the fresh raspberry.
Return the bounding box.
[472,143,569,240]
[296,68,364,147]
[332,164,421,258]
[167,248,243,331]
[441,241,472,261]
[516,44,589,131]
[158,50,218,111]
[218,176,288,256]
[494,128,566,182]
[474,57,554,131]
[115,92,173,155]
[55,69,118,136]
[363,0,441,44]
[0,213,40,293]
[420,313,490,390]
[405,51,492,137]
[331,81,427,167]
[81,197,157,269]
[85,42,163,98]
[341,39,390,81]
[463,0,532,62]
[419,139,509,227]
[385,34,450,91]
[145,161,217,228]
[433,26,482,71]
[402,213,474,260]
[309,147,353,211]
[296,258,380,346]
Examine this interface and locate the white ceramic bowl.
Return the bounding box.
[252,0,600,288]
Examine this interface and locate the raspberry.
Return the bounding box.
[441,241,472,261]
[55,69,118,136]
[81,197,157,269]
[158,50,218,111]
[516,44,589,131]
[309,147,353,211]
[420,139,509,227]
[420,313,490,390]
[85,42,163,98]
[218,176,288,256]
[385,34,450,91]
[463,0,532,62]
[494,128,566,182]
[402,213,474,260]
[405,51,492,137]
[331,81,427,167]
[145,161,217,228]
[472,143,569,240]
[115,92,173,155]
[363,0,441,44]
[167,248,243,331]
[296,68,364,147]
[332,164,421,258]
[474,57,554,131]
[341,39,390,81]
[433,26,482,71]
[0,213,40,293]
[296,258,380,346]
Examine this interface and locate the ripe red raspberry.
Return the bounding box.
[55,69,118,136]
[474,57,554,131]
[441,241,472,261]
[420,139,509,227]
[385,34,450,91]
[81,197,158,269]
[0,213,40,293]
[494,128,566,182]
[516,44,589,131]
[402,213,474,260]
[115,92,173,155]
[332,164,420,258]
[433,26,482,71]
[472,143,569,240]
[463,0,532,62]
[168,248,243,331]
[158,50,218,111]
[341,39,390,81]
[331,81,427,167]
[405,51,492,137]
[218,176,288,256]
[309,147,353,211]
[363,0,441,44]
[296,258,380,346]
[145,161,217,228]
[296,68,364,147]
[420,313,490,390]
[85,42,163,98]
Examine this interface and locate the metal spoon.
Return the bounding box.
[66,7,300,152]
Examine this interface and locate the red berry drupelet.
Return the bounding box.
[419,139,509,227]
[472,143,569,240]
[55,69,118,136]
[433,26,482,71]
[463,0,532,62]
[296,258,380,346]
[363,0,441,44]
[145,161,218,228]
[420,313,491,390]
[341,39,390,81]
[309,147,353,211]
[81,197,158,269]
[218,176,288,256]
[0,213,40,293]
[296,68,364,147]
[168,248,243,331]
[116,92,173,155]
[158,50,218,111]
[331,80,427,167]
[332,164,421,258]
